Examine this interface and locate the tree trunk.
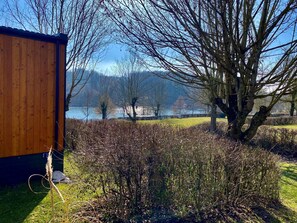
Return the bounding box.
[215,97,270,142]
[289,91,296,116]
[290,101,295,116]
[65,93,71,112]
[241,106,270,142]
[101,103,107,120]
[154,104,160,118]
[210,101,217,132]
[226,108,269,142]
[131,97,138,123]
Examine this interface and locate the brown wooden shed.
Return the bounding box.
[0,26,67,184]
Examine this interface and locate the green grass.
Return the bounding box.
[0,152,95,223]
[274,125,297,130]
[280,162,297,212]
[140,117,226,127]
[256,162,297,223]
[1,117,297,222]
[0,182,88,223]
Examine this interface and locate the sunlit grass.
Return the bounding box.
[274,125,297,130]
[0,152,95,223]
[140,117,227,127]
[280,162,297,212]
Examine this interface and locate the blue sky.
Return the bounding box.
[0,1,295,76]
[0,1,128,75]
[96,43,128,75]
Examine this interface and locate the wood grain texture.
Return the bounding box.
[0,34,66,158]
[57,44,66,151]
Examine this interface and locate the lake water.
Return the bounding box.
[66,107,125,120]
[66,107,206,120]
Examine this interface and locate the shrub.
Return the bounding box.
[246,116,297,126]
[67,120,280,222]
[251,126,297,158]
[196,121,297,158]
[65,119,86,151]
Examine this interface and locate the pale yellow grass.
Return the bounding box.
[140,117,227,128]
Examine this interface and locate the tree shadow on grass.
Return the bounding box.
[252,201,297,223]
[0,180,48,223]
[281,164,297,182]
[198,201,297,223]
[250,163,297,223]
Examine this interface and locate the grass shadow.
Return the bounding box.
[0,179,48,223]
[253,201,297,223]
[281,164,297,182]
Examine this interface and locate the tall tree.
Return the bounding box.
[4,0,111,110]
[115,55,149,122]
[81,89,94,122]
[186,87,219,130]
[283,82,297,116]
[105,0,297,141]
[172,96,187,116]
[147,78,167,118]
[96,75,116,119]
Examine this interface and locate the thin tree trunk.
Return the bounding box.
[154,104,160,118]
[101,103,107,119]
[65,93,71,112]
[290,101,295,116]
[130,97,138,123]
[210,101,217,131]
[289,92,296,116]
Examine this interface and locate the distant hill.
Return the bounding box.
[67,70,200,110]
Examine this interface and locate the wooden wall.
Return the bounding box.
[0,34,66,158]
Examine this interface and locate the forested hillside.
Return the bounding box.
[67,70,193,109]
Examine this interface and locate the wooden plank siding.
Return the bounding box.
[57,44,66,151]
[0,32,67,158]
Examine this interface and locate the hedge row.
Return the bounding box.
[66,120,280,222]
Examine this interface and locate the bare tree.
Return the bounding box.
[4,0,111,110]
[81,89,94,122]
[172,96,187,116]
[115,55,149,122]
[280,85,297,116]
[105,0,297,141]
[147,79,167,118]
[285,21,297,116]
[95,75,116,119]
[97,94,115,119]
[186,87,212,113]
[185,86,220,130]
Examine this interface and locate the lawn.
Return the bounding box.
[280,162,297,212]
[140,116,226,127]
[274,125,297,130]
[1,117,297,222]
[0,153,95,223]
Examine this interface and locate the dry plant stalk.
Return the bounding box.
[28,147,65,216]
[46,148,65,210]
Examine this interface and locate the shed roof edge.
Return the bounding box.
[0,26,68,44]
